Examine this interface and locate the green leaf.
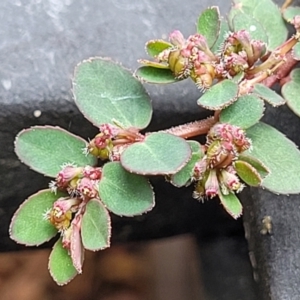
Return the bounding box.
[234,160,262,186]
[230,0,287,50]
[49,238,78,285]
[170,141,204,187]
[135,66,178,84]
[81,199,111,251]
[292,43,300,60]
[282,6,300,23]
[9,189,66,246]
[145,39,172,57]
[218,191,243,219]
[219,94,264,129]
[233,12,269,44]
[237,154,269,178]
[197,80,239,110]
[138,59,170,69]
[197,6,221,49]
[210,19,230,53]
[99,162,155,216]
[253,84,286,107]
[15,126,96,177]
[73,58,152,129]
[246,122,300,194]
[282,68,300,116]
[120,132,191,175]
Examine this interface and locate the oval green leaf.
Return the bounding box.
[237,154,269,178]
[99,162,155,216]
[234,160,262,187]
[121,132,191,175]
[138,59,170,69]
[282,69,300,116]
[73,58,152,129]
[15,126,96,177]
[246,122,300,194]
[135,66,178,84]
[81,199,111,251]
[253,84,286,107]
[220,94,264,129]
[197,80,239,110]
[145,39,172,57]
[292,43,300,61]
[282,6,300,23]
[49,238,78,286]
[9,189,66,246]
[211,19,230,53]
[197,6,221,49]
[170,141,204,187]
[233,13,268,45]
[218,191,243,219]
[230,0,287,50]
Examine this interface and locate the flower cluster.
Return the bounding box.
[45,164,102,271]
[218,30,266,78]
[85,123,144,161]
[153,29,266,89]
[157,30,217,89]
[192,123,252,200]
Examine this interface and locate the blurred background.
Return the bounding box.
[0,233,257,300]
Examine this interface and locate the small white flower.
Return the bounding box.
[49,181,57,194]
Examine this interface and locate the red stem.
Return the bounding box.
[262,52,298,87]
[161,116,216,138]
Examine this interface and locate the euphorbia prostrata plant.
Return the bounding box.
[9,0,300,285]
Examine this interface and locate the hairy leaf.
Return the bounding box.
[145,39,172,57]
[15,126,96,177]
[233,13,268,44]
[235,160,262,186]
[73,58,152,129]
[121,132,191,175]
[197,6,220,49]
[292,43,300,60]
[218,191,243,219]
[230,0,287,50]
[9,190,66,246]
[220,94,264,129]
[253,84,286,107]
[211,19,230,53]
[282,6,300,23]
[49,238,77,285]
[81,199,111,251]
[197,80,239,110]
[135,66,178,84]
[170,141,204,187]
[246,122,300,194]
[237,154,269,178]
[99,162,154,216]
[282,68,300,116]
[138,59,170,69]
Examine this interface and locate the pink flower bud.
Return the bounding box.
[219,169,243,193]
[251,40,267,62]
[47,197,80,231]
[83,166,102,180]
[99,123,119,139]
[76,177,99,199]
[205,169,219,198]
[292,15,300,30]
[56,165,83,189]
[193,159,207,180]
[187,34,209,52]
[169,30,185,47]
